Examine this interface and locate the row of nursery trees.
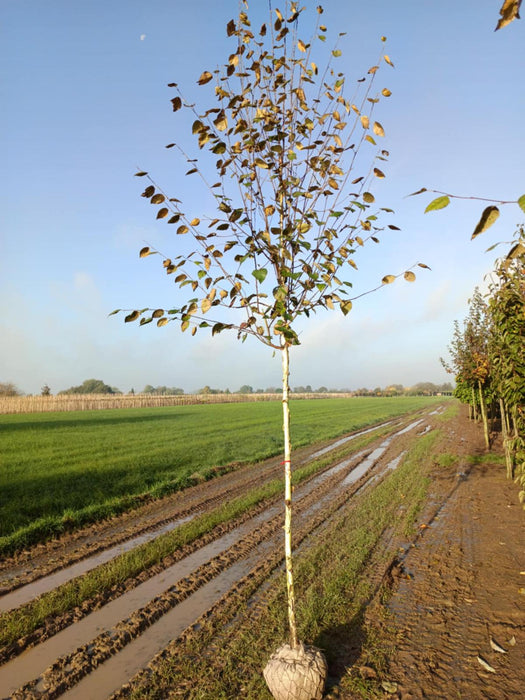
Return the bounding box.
[442,226,524,504]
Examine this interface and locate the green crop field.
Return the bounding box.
[0,396,442,553]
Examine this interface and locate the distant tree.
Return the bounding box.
[238,385,253,394]
[59,379,118,395]
[41,384,51,396]
[130,387,135,395]
[141,384,184,395]
[0,382,22,397]
[316,386,328,393]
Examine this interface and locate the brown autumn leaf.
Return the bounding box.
[171,96,182,112]
[360,115,370,129]
[197,71,213,85]
[495,0,522,30]
[373,167,385,178]
[382,88,392,97]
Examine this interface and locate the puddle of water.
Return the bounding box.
[310,420,395,459]
[60,538,278,700]
[0,417,423,698]
[0,515,274,699]
[0,419,397,613]
[0,516,195,614]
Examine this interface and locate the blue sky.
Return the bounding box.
[1,0,523,395]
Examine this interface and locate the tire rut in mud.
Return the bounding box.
[0,411,439,699]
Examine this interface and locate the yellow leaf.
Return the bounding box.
[382,274,396,284]
[363,192,375,203]
[311,61,318,74]
[213,111,228,131]
[197,71,213,85]
[298,39,307,52]
[384,54,395,67]
[340,300,353,315]
[382,88,392,97]
[157,317,169,327]
[373,167,385,178]
[404,271,416,282]
[373,121,385,137]
[201,298,211,313]
[360,115,369,129]
[471,206,500,239]
[190,218,201,227]
[495,0,522,30]
[365,135,377,145]
[139,246,151,258]
[255,158,269,169]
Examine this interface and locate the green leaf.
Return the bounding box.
[108,309,121,316]
[252,268,268,283]
[517,194,525,213]
[471,206,500,239]
[425,195,450,213]
[332,49,342,57]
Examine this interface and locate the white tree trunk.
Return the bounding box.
[281,340,298,648]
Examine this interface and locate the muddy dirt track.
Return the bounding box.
[0,405,523,699]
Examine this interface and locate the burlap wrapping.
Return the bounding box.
[263,642,328,700]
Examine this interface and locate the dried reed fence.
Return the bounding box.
[0,393,349,415]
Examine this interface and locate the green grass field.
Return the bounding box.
[0,396,442,553]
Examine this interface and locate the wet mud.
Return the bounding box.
[0,408,446,699]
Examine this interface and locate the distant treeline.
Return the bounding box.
[0,379,453,399]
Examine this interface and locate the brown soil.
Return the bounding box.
[341,406,525,700]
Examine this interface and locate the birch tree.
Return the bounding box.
[113,3,426,696]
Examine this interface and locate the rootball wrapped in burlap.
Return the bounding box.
[263,642,328,700]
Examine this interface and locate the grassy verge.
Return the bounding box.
[123,430,440,699]
[0,423,396,654]
[0,397,441,552]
